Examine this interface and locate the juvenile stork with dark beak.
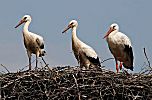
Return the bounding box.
[62,20,101,69]
[103,23,134,73]
[15,15,46,70]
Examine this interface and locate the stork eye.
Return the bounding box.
[113,25,116,29]
[71,22,74,25]
[24,17,27,20]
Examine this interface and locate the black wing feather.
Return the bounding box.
[86,56,101,67]
[123,45,134,70]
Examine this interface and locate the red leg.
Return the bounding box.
[119,62,122,70]
[116,60,119,73]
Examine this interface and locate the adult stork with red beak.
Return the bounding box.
[104,23,134,73]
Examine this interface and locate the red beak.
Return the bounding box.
[15,20,26,28]
[103,27,114,39]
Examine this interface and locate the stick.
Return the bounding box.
[41,56,52,71]
[101,58,114,63]
[1,64,10,73]
[41,56,49,67]
[143,48,152,70]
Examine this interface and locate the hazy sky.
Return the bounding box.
[0,0,151,73]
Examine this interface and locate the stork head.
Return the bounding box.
[103,23,119,39]
[62,20,78,33]
[15,15,32,28]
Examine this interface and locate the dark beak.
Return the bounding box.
[15,20,25,28]
[62,24,73,33]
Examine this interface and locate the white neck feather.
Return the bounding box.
[71,26,87,47]
[23,21,30,33]
[72,27,77,39]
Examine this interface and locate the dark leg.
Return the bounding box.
[115,59,119,73]
[29,56,31,70]
[27,50,31,70]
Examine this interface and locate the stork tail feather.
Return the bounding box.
[87,56,101,67]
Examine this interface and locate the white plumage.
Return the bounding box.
[62,20,101,69]
[15,15,46,70]
[104,23,133,73]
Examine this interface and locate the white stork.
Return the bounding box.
[104,23,134,73]
[15,15,46,70]
[62,20,101,69]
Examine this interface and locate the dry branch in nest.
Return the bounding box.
[0,66,152,100]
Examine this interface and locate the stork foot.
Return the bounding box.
[119,62,123,70]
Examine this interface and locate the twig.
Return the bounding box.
[143,48,152,70]
[101,58,114,63]
[41,56,47,66]
[1,64,10,73]
[41,56,51,71]
[72,74,81,100]
[19,59,36,72]
[139,62,146,73]
[1,71,6,74]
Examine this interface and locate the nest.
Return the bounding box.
[0,66,152,100]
